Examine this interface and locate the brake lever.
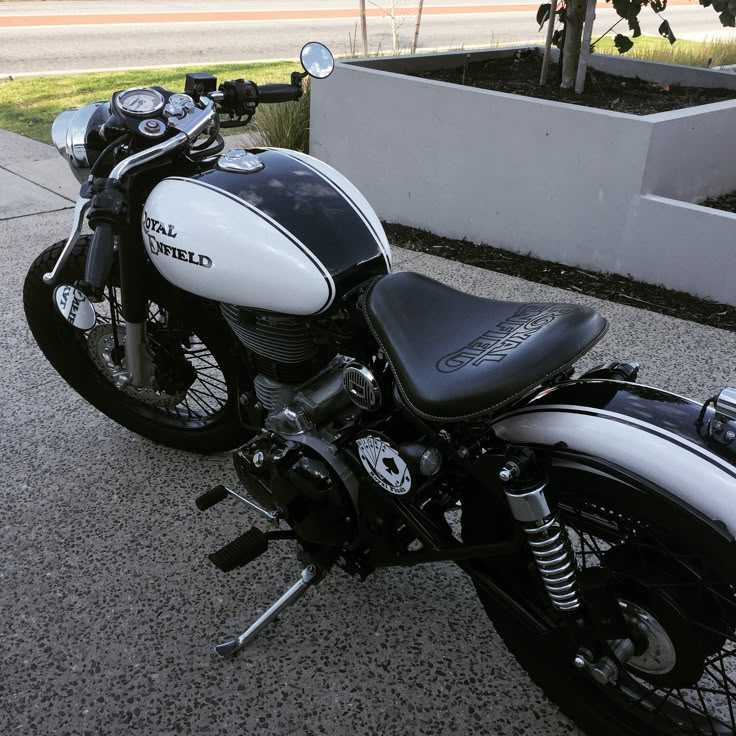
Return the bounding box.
[43,192,92,285]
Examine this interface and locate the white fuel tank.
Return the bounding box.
[142,148,391,315]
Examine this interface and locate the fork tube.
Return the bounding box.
[118,212,152,387]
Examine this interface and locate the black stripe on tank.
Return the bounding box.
[274,149,391,270]
[196,150,385,280]
[166,176,335,313]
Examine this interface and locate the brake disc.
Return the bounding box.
[87,324,188,409]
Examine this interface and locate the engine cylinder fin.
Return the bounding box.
[220,304,319,364]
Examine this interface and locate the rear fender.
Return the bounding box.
[490,379,736,540]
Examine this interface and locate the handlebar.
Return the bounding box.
[258,83,303,104]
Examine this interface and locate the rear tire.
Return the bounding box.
[463,460,736,736]
[24,237,251,453]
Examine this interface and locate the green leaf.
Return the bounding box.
[612,0,631,16]
[720,9,736,24]
[658,19,677,42]
[713,0,727,10]
[552,28,565,48]
[650,0,667,10]
[628,15,642,36]
[699,0,712,6]
[614,33,635,52]
[536,2,551,26]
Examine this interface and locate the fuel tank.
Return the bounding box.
[142,148,392,315]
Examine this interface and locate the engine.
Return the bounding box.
[223,305,370,545]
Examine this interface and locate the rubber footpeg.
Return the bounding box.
[196,484,229,511]
[208,527,268,572]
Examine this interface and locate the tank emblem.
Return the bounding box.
[356,435,412,495]
[147,235,212,268]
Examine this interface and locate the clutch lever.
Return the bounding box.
[43,192,92,285]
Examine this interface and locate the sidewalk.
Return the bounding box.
[2,128,736,736]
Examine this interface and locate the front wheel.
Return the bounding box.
[24,237,251,453]
[463,461,736,735]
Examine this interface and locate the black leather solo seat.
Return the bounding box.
[362,272,608,422]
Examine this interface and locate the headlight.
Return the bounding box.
[51,101,109,183]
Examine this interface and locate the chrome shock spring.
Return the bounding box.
[500,456,581,612]
[523,513,580,611]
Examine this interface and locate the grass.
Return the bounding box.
[594,34,736,67]
[251,83,311,153]
[0,60,295,143]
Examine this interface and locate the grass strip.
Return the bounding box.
[0,60,295,143]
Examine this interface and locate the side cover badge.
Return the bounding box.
[53,285,97,330]
[356,433,412,495]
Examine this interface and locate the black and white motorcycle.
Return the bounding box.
[23,42,736,735]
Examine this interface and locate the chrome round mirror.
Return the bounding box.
[300,42,335,80]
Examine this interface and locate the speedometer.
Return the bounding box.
[116,87,165,116]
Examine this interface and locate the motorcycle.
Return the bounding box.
[23,41,736,735]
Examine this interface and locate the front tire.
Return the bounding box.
[463,460,736,735]
[24,237,250,453]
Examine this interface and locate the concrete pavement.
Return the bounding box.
[2,128,736,735]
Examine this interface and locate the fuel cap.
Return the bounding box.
[216,148,265,173]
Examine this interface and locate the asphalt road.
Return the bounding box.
[1,0,735,76]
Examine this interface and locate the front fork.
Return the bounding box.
[499,447,636,685]
[115,219,155,388]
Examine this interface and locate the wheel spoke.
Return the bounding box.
[559,499,736,734]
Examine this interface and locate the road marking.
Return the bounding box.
[0,2,702,28]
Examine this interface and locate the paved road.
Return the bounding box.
[4,128,736,736]
[1,0,734,76]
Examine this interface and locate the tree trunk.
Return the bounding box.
[360,0,368,55]
[539,0,557,86]
[574,0,597,94]
[411,0,425,54]
[560,0,586,90]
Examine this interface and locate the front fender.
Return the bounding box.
[491,379,736,537]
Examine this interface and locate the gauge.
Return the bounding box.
[116,87,165,117]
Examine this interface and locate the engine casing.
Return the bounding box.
[142,148,391,315]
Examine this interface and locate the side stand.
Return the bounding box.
[214,565,321,657]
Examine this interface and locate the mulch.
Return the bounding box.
[385,222,736,331]
[702,190,736,213]
[414,50,736,115]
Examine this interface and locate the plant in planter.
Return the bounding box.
[538,0,736,92]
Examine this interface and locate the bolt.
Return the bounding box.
[457,446,469,459]
[714,420,724,431]
[574,655,587,669]
[499,461,520,483]
[726,430,736,442]
[252,451,265,468]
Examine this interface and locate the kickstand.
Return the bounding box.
[215,565,321,657]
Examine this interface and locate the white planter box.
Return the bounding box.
[310,48,736,305]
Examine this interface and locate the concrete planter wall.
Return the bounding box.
[310,48,736,305]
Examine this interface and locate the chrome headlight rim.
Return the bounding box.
[51,101,109,183]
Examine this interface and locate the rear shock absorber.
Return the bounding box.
[499,448,580,612]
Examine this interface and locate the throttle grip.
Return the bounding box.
[81,223,115,301]
[258,84,302,104]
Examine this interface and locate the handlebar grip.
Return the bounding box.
[258,84,302,104]
[83,222,116,299]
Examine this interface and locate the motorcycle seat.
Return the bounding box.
[362,272,608,421]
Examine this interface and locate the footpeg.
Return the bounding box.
[215,564,321,657]
[208,527,268,573]
[196,484,229,511]
[195,483,279,524]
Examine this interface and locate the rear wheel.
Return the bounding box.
[463,462,736,735]
[24,237,251,452]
